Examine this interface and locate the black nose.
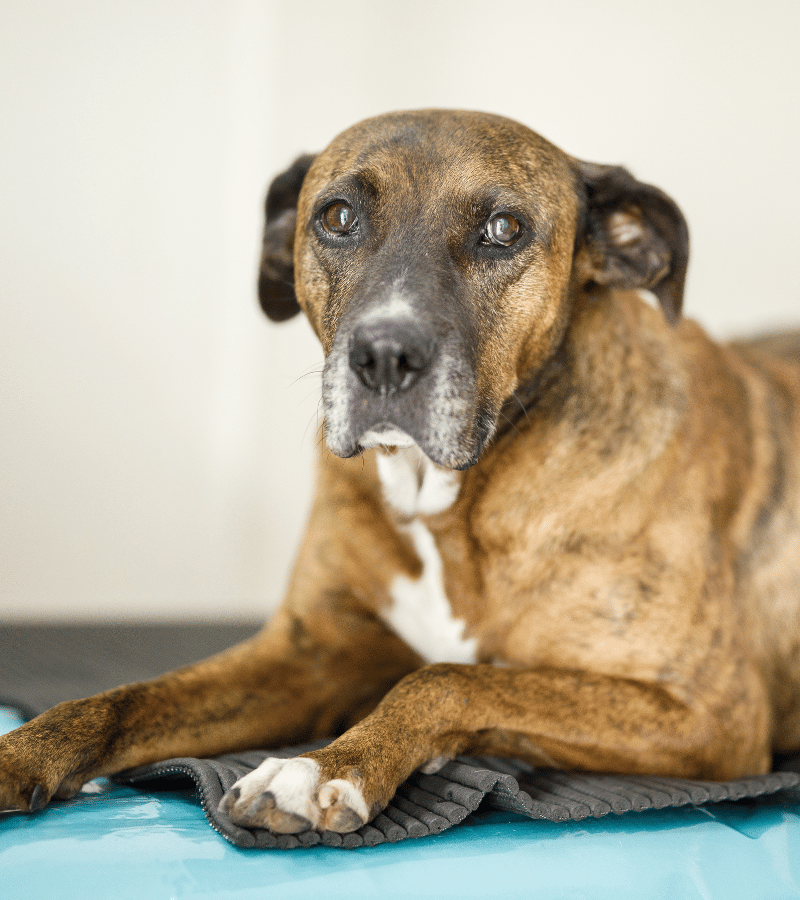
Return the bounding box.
[348,319,436,395]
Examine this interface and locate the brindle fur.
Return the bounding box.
[1,111,798,834]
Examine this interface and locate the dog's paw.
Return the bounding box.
[219,756,370,834]
[0,725,90,813]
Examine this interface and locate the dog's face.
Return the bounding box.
[260,110,688,470]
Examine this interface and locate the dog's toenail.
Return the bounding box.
[256,790,276,811]
[29,784,45,811]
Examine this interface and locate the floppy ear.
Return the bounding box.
[574,160,689,325]
[258,154,316,322]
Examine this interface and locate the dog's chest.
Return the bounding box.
[375,448,478,665]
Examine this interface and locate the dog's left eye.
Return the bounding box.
[321,201,359,236]
[483,213,521,246]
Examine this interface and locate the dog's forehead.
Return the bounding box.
[305,110,577,205]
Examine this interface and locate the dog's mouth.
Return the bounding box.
[357,424,417,451]
[321,357,496,470]
[319,303,497,470]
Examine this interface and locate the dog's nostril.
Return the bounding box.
[396,353,413,376]
[351,345,377,372]
[397,347,428,374]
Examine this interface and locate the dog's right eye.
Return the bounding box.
[482,213,522,247]
[320,201,358,236]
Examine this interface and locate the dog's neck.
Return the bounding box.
[495,339,572,442]
[494,290,684,451]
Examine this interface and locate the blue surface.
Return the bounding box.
[2,706,800,899]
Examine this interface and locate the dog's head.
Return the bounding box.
[259,110,688,470]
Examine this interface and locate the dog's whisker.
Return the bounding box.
[511,391,532,423]
[495,409,523,439]
[297,384,322,406]
[289,369,324,388]
[289,363,325,388]
[301,404,324,448]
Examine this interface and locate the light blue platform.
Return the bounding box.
[2,707,799,899]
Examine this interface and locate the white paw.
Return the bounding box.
[219,756,370,834]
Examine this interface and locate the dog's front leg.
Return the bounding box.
[0,610,418,814]
[222,661,767,834]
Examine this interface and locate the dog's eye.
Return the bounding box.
[484,213,521,246]
[321,201,358,236]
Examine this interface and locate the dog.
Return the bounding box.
[1,110,799,836]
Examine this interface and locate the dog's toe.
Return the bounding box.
[219,756,368,834]
[317,777,368,832]
[217,784,240,817]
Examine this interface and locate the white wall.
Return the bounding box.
[1,0,798,622]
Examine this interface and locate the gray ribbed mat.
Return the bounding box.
[117,742,800,850]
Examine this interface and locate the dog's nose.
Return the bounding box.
[348,319,436,395]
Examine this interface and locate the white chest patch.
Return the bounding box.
[375,444,461,516]
[387,520,477,664]
[374,444,476,665]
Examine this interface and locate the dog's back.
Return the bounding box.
[734,329,800,366]
[725,328,800,752]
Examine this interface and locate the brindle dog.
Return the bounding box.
[1,111,798,836]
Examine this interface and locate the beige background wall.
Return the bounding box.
[1,0,798,621]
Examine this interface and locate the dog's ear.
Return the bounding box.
[258,154,316,322]
[574,161,689,325]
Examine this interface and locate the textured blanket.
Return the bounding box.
[117,741,800,849]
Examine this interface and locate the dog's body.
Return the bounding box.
[2,110,799,835]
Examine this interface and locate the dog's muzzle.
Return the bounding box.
[321,306,492,470]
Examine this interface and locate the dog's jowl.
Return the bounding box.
[1,110,798,836]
